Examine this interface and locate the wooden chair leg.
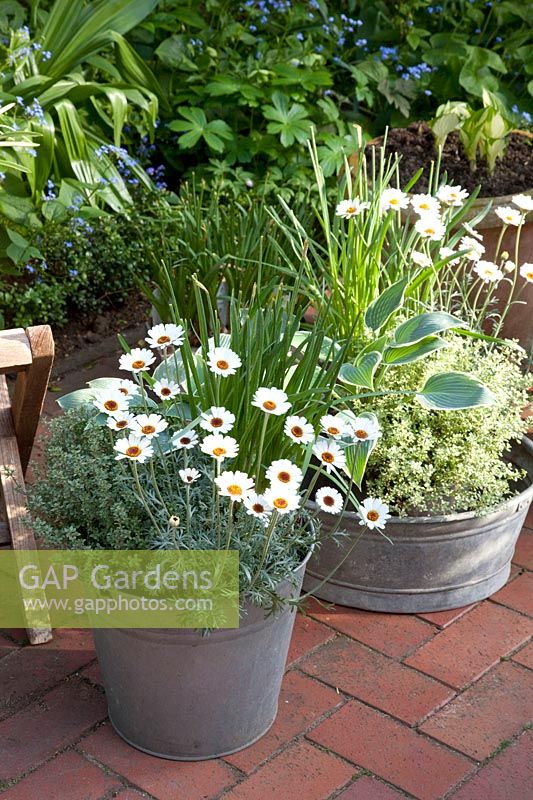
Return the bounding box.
[11,326,54,477]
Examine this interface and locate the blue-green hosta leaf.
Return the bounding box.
[57,388,96,410]
[416,372,495,410]
[339,351,382,390]
[87,377,122,390]
[341,412,380,489]
[394,311,468,345]
[364,276,409,332]
[291,331,342,361]
[383,336,447,366]
[152,353,188,385]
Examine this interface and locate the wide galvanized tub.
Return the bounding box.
[304,439,533,612]
[93,554,309,760]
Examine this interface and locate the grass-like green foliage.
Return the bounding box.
[363,337,530,516]
[27,408,152,549]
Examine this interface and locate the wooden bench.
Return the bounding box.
[0,326,54,644]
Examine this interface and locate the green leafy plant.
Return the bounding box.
[431,92,515,173]
[362,336,529,515]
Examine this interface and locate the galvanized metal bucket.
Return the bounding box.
[93,553,309,760]
[304,439,533,613]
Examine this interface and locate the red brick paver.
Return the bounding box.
[308,700,474,800]
[0,679,107,782]
[224,740,355,800]
[224,669,343,773]
[307,599,436,657]
[512,528,533,568]
[286,614,335,665]
[337,775,409,799]
[420,662,533,760]
[300,636,454,725]
[415,605,475,630]
[450,729,533,800]
[80,722,236,800]
[490,571,533,616]
[405,602,533,688]
[0,751,121,800]
[511,640,533,669]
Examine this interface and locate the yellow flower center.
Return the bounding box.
[367,510,379,522]
[327,426,341,436]
[132,360,145,370]
[141,425,156,435]
[216,359,229,370]
[157,335,171,344]
[252,503,265,514]
[213,447,226,457]
[420,202,430,210]
[116,420,128,429]
[210,417,223,428]
[227,484,242,496]
[390,198,399,205]
[354,429,368,439]
[263,400,277,411]
[118,387,129,395]
[273,498,289,509]
[180,437,191,446]
[126,445,142,458]
[346,206,356,214]
[161,387,171,396]
[321,452,335,463]
[425,227,435,235]
[277,471,291,483]
[104,400,119,411]
[526,271,533,280]
[291,425,303,438]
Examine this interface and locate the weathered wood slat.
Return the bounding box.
[0,329,32,373]
[12,326,54,475]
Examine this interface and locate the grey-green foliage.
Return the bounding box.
[27,408,152,549]
[363,337,529,516]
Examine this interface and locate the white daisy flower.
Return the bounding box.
[335,198,369,218]
[512,194,533,212]
[153,379,181,400]
[320,414,351,439]
[179,467,201,484]
[263,486,301,515]
[313,439,346,473]
[358,497,391,530]
[415,216,446,241]
[436,184,469,206]
[243,492,273,521]
[114,434,154,463]
[116,379,140,398]
[459,236,485,261]
[214,470,254,502]
[106,411,134,432]
[130,413,168,439]
[411,251,432,268]
[252,387,292,416]
[200,434,239,462]
[379,188,409,212]
[172,429,199,450]
[519,263,533,283]
[462,222,483,240]
[266,459,303,488]
[495,206,524,227]
[207,347,242,377]
[146,323,185,350]
[119,348,155,374]
[350,417,381,442]
[93,389,129,415]
[503,260,516,274]
[473,260,503,283]
[410,194,440,216]
[315,486,344,515]
[200,406,235,434]
[284,415,315,444]
[439,246,460,266]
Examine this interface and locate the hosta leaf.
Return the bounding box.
[383,336,447,365]
[416,372,495,410]
[339,351,382,390]
[341,412,379,489]
[393,311,467,345]
[57,388,96,410]
[364,276,409,332]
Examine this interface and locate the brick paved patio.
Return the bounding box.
[1,345,532,800]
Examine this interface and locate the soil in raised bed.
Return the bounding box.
[369,121,533,197]
[52,292,150,361]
